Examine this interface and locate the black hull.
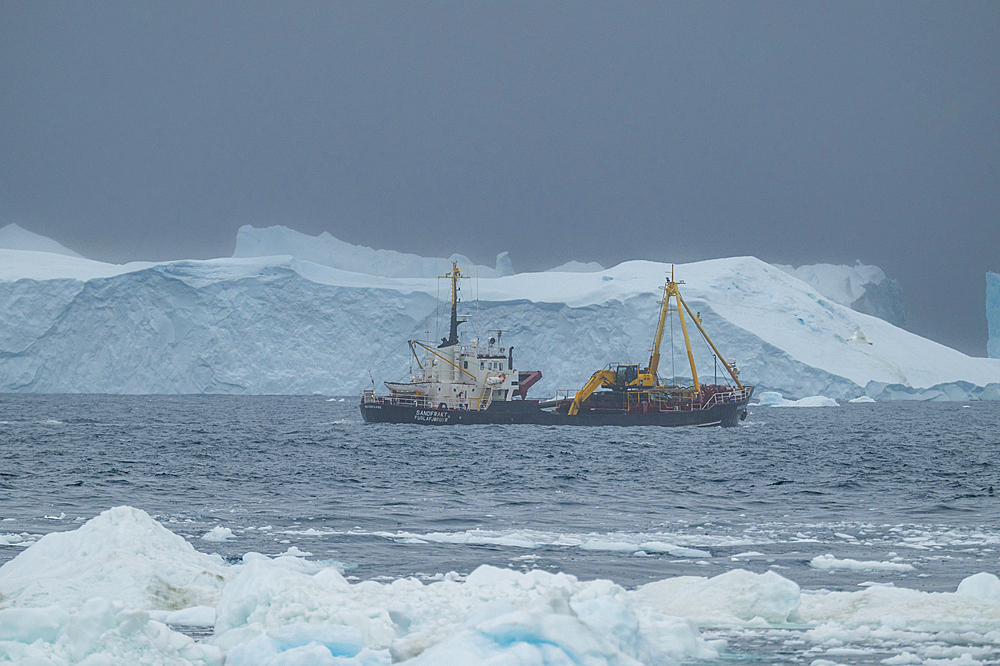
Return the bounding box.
[360,393,751,427]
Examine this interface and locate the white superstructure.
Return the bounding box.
[382,263,539,411]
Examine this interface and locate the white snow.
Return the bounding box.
[4,509,1000,664]
[1,226,999,398]
[849,395,877,403]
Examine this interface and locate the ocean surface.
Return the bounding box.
[2,395,1000,663]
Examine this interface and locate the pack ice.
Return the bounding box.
[1,223,998,399]
[4,508,1000,665]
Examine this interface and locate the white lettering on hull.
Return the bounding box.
[414,409,450,423]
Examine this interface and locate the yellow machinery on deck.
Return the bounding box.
[567,271,743,415]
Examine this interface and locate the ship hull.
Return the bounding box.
[360,392,751,427]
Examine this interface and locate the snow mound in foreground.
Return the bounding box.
[0,506,231,611]
[4,508,1000,664]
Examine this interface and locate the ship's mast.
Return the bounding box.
[438,262,468,348]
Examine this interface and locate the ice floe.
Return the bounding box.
[3,508,1000,665]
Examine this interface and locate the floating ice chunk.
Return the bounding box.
[0,533,34,547]
[380,529,539,549]
[756,392,839,407]
[640,542,712,558]
[783,396,838,407]
[202,526,235,542]
[849,395,876,403]
[631,569,801,626]
[0,506,231,611]
[580,540,636,552]
[809,554,915,572]
[956,573,1000,601]
[798,584,1000,636]
[278,545,312,557]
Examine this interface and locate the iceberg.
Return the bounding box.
[1,226,998,399]
[989,271,999,359]
[0,222,83,258]
[232,224,511,279]
[775,261,905,327]
[755,392,839,407]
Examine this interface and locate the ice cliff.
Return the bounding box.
[1,226,998,399]
[774,261,905,328]
[989,271,999,359]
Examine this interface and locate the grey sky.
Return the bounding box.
[2,1,998,355]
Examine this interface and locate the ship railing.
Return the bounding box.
[701,386,753,408]
[364,389,497,412]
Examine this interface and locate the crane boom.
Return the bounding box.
[646,283,671,379]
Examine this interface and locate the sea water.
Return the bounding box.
[1,395,999,664]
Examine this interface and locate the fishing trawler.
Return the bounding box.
[360,263,753,426]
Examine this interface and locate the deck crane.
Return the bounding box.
[567,270,743,415]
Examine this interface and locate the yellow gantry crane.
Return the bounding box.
[567,271,743,415]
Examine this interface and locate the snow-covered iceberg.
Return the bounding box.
[775,261,905,327]
[1,225,998,398]
[989,271,999,359]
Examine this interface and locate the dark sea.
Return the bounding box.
[3,396,1000,665]
[2,395,999,592]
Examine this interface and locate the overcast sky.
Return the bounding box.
[2,1,998,355]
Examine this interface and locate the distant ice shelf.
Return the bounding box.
[0,225,998,399]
